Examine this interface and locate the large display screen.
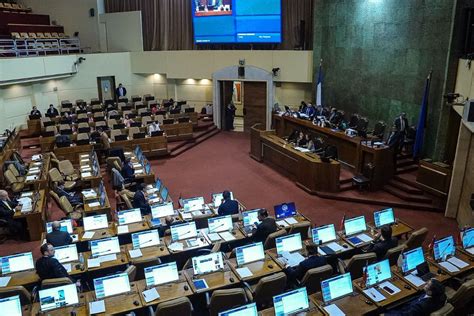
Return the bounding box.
[192,0,282,44]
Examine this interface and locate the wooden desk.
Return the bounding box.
[83,249,129,271]
[354,276,417,308]
[27,118,41,136]
[310,292,377,315]
[457,246,474,259]
[368,219,414,239]
[250,127,340,193]
[4,270,40,288]
[76,224,115,242]
[163,235,210,254]
[161,122,193,141]
[39,135,55,152]
[272,115,394,189]
[136,274,192,306]
[260,302,323,316]
[391,265,451,291]
[201,228,246,245]
[276,213,312,232]
[339,230,377,248]
[227,255,282,282]
[24,154,50,190]
[183,267,238,293]
[110,135,168,158]
[124,243,170,261]
[426,251,474,276]
[83,194,112,219]
[54,144,93,164]
[13,189,46,241]
[30,295,88,316]
[84,282,142,315]
[304,238,354,256]
[115,221,150,236]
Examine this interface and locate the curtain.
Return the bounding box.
[105,0,313,51]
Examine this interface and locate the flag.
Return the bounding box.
[413,71,432,159]
[360,261,368,288]
[316,59,323,107]
[428,234,436,251]
[178,193,184,208]
[457,228,465,246]
[339,213,346,232]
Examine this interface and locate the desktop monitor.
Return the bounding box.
[170,221,197,241]
[433,236,455,261]
[276,233,303,255]
[160,187,169,201]
[99,189,107,206]
[235,242,265,266]
[192,252,224,275]
[273,288,309,316]
[344,216,367,236]
[212,192,234,208]
[131,229,160,249]
[54,244,78,263]
[366,259,392,287]
[321,273,353,303]
[219,303,258,316]
[155,178,162,191]
[208,215,233,233]
[462,227,474,249]
[117,208,142,225]
[312,224,337,244]
[274,202,297,219]
[144,262,179,287]
[0,295,22,316]
[90,237,120,257]
[402,247,426,274]
[374,208,395,228]
[39,284,79,312]
[151,202,175,219]
[0,252,34,274]
[183,197,205,212]
[83,214,108,231]
[46,219,73,234]
[242,209,261,227]
[93,273,131,299]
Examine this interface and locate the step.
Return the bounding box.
[388,178,424,195]
[170,128,220,157]
[395,164,418,174]
[339,182,353,192]
[396,158,416,168]
[383,185,433,204]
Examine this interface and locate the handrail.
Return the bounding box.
[0,38,80,57]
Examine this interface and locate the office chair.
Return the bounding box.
[48,168,76,190]
[264,229,287,250]
[382,244,406,266]
[0,286,32,306]
[4,169,25,193]
[154,297,193,316]
[371,121,386,140]
[298,264,333,294]
[402,227,428,251]
[58,160,80,181]
[445,279,474,314]
[430,303,454,316]
[337,252,377,279]
[58,196,83,221]
[132,257,161,280]
[243,272,287,309]
[351,162,375,191]
[41,277,73,290]
[207,288,249,316]
[288,222,311,240]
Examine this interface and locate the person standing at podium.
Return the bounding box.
[30,106,41,117]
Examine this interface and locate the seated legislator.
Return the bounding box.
[286,244,327,281]
[30,105,41,117]
[217,191,239,216]
[252,209,277,243]
[46,221,72,247]
[295,131,307,147]
[54,183,82,206]
[121,158,135,182]
[133,183,151,215]
[303,103,316,119]
[147,121,161,136]
[0,190,25,239]
[385,279,446,316]
[46,104,59,117]
[36,243,71,281]
[123,114,135,128]
[364,225,398,260]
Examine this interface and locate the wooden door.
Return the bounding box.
[220,81,234,130]
[243,82,267,133]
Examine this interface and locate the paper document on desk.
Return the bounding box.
[294,147,310,153]
[181,212,192,220]
[318,248,327,256]
[168,242,184,252]
[117,225,129,234]
[25,175,37,182]
[129,249,143,259]
[447,257,469,269]
[82,231,95,239]
[99,254,117,263]
[135,169,144,174]
[32,154,42,161]
[323,304,346,316]
[87,258,101,268]
[82,190,96,198]
[284,217,298,225]
[20,191,33,198]
[281,251,305,267]
[326,242,344,252]
[236,267,253,279]
[356,233,373,242]
[89,300,106,314]
[276,220,289,227]
[18,197,32,212]
[219,231,236,241]
[363,287,386,302]
[207,233,221,242]
[439,261,460,273]
[143,288,160,303]
[62,263,72,273]
[0,277,11,287]
[379,281,401,295]
[405,273,425,287]
[81,172,92,178]
[88,202,100,208]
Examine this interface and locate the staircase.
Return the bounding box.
[168,121,220,157]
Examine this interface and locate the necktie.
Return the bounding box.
[400,117,405,131]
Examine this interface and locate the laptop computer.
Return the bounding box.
[192,252,224,276]
[275,233,305,267]
[117,208,142,226]
[90,237,120,259]
[170,221,199,247]
[462,227,474,255]
[363,259,400,300]
[131,229,160,249]
[53,244,78,263]
[344,215,373,246]
[93,273,131,299]
[39,284,79,312]
[273,288,310,316]
[133,132,146,139]
[274,202,297,219]
[241,209,261,235]
[321,273,353,304]
[0,252,34,274]
[151,202,175,224]
[219,303,257,316]
[312,224,345,255]
[0,295,22,316]
[160,187,169,201]
[207,215,233,242]
[151,130,164,137]
[182,196,205,212]
[373,208,395,228]
[144,262,179,289]
[83,214,108,232]
[235,242,265,266]
[211,192,234,208]
[433,236,456,261]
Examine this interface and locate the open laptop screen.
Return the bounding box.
[273,288,309,316]
[462,228,474,249]
[218,303,258,316]
[374,208,395,228]
[183,197,205,212]
[0,295,21,316]
[54,244,78,263]
[366,259,392,287]
[212,192,234,207]
[242,209,261,227]
[151,202,174,218]
[46,219,73,234]
[276,233,302,255]
[144,262,179,287]
[83,214,108,231]
[39,284,79,312]
[274,202,296,219]
[344,216,367,236]
[312,224,337,244]
[170,221,197,241]
[208,215,233,233]
[402,247,425,273]
[90,237,120,257]
[117,208,142,225]
[321,273,353,303]
[433,236,455,261]
[94,273,131,299]
[0,252,34,274]
[235,242,265,266]
[192,252,224,275]
[132,229,160,249]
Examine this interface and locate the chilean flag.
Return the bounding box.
[316,60,323,107]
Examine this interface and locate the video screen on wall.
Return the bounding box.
[192,0,282,44]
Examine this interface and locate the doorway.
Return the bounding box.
[219,80,267,133]
[97,76,116,102]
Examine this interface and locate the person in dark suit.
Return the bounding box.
[133,183,151,215]
[286,244,327,281]
[46,104,59,117]
[0,190,25,239]
[394,112,409,135]
[364,225,398,260]
[121,158,135,182]
[385,279,446,316]
[217,191,238,216]
[46,221,72,247]
[30,106,41,117]
[252,209,278,243]
[35,243,71,281]
[116,83,127,97]
[299,101,308,113]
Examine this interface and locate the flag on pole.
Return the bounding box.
[339,213,346,232]
[413,71,432,159]
[316,59,323,107]
[360,261,369,288]
[178,193,184,208]
[428,234,436,252]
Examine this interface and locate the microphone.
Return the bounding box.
[180,230,194,238]
[439,242,452,260]
[94,249,112,257]
[209,222,226,233]
[139,239,155,247]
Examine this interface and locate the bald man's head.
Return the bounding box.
[0,190,9,200]
[52,221,61,231]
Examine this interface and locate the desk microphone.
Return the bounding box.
[139,239,155,247]
[463,236,474,249]
[94,249,112,257]
[439,242,452,260]
[209,223,226,233]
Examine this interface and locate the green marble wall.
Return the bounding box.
[313,0,457,159]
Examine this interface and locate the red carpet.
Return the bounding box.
[1,132,459,258]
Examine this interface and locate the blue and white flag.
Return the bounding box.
[413,71,432,159]
[316,60,323,107]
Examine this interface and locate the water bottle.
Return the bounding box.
[79,253,84,264]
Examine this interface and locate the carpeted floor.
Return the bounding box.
[0,131,459,258]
